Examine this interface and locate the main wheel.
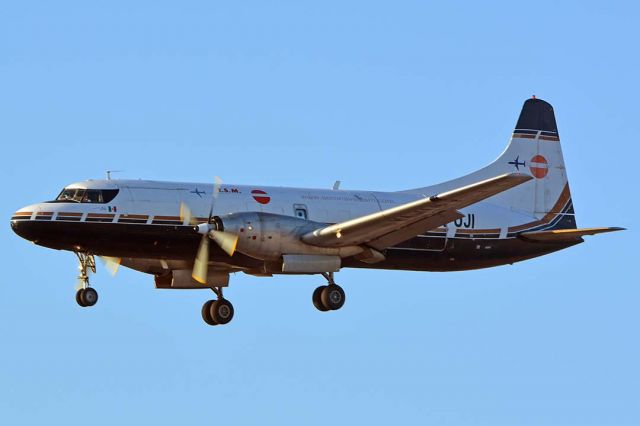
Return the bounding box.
[80,287,98,307]
[201,300,218,326]
[321,285,345,311]
[312,286,329,312]
[76,289,87,307]
[210,299,234,325]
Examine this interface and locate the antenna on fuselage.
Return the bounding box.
[106,170,124,180]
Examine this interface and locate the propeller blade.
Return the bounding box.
[207,176,223,221]
[180,202,198,226]
[210,230,238,256]
[192,235,210,284]
[190,177,225,285]
[100,256,121,276]
[213,176,223,199]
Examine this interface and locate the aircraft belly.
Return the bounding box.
[13,219,579,274]
[12,220,263,269]
[343,237,580,272]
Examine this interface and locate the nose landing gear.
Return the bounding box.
[75,252,99,307]
[312,272,345,312]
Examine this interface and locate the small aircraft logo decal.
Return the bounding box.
[529,155,549,178]
[508,155,526,170]
[251,189,270,205]
[190,188,206,198]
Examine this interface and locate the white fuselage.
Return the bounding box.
[19,179,535,239]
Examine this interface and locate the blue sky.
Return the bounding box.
[1,1,638,424]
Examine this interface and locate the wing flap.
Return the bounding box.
[302,173,533,249]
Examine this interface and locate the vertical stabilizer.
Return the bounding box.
[406,97,577,233]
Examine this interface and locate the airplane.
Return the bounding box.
[10,97,623,326]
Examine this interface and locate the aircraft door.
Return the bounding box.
[422,226,448,251]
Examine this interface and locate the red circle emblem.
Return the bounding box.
[251,189,271,204]
[529,155,548,179]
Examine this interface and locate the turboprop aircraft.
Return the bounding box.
[10,98,623,326]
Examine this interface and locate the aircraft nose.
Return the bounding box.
[10,209,36,241]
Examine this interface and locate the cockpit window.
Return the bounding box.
[57,189,86,203]
[82,190,103,203]
[53,189,119,204]
[101,189,119,203]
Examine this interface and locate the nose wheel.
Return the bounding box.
[312,272,346,312]
[75,252,98,307]
[76,287,99,307]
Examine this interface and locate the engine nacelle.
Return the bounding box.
[213,212,362,261]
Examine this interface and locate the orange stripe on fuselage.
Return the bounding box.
[119,214,148,219]
[456,228,501,234]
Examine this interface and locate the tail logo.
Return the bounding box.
[529,155,548,179]
[508,155,526,170]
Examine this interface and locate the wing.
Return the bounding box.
[302,173,533,250]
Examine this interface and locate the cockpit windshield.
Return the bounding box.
[53,189,119,204]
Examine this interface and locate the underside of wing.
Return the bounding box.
[302,173,533,249]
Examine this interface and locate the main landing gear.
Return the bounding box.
[75,252,99,307]
[201,287,235,326]
[312,272,346,312]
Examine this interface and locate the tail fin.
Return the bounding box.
[406,97,577,232]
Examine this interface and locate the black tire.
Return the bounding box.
[81,287,98,307]
[312,286,329,312]
[321,285,345,311]
[201,300,218,326]
[210,299,234,325]
[76,289,87,307]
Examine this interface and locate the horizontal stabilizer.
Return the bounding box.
[519,227,625,243]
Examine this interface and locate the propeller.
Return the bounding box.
[73,255,120,290]
[180,177,239,285]
[99,256,121,276]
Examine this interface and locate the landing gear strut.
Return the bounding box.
[312,272,345,312]
[75,252,98,307]
[201,287,234,326]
